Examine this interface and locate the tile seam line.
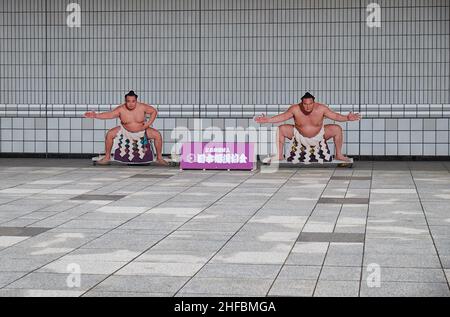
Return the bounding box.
[358,161,374,296]
[0,169,208,290]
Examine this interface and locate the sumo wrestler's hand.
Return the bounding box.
[84,111,97,119]
[142,122,152,130]
[347,112,361,121]
[254,114,270,124]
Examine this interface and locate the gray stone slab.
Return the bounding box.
[196,264,281,279]
[70,195,126,201]
[115,262,204,277]
[0,272,28,288]
[179,277,273,296]
[298,232,365,243]
[129,174,174,179]
[331,176,372,181]
[268,279,316,297]
[93,276,190,293]
[360,282,450,297]
[0,289,84,297]
[362,267,447,283]
[324,253,363,267]
[320,266,362,281]
[314,280,360,297]
[318,198,369,205]
[5,273,107,291]
[83,291,172,297]
[0,227,51,237]
[364,253,442,268]
[277,265,321,280]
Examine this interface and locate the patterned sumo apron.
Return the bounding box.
[286,127,332,164]
[112,126,154,163]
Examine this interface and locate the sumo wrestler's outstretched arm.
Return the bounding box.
[323,106,361,122]
[254,105,295,124]
[84,105,122,120]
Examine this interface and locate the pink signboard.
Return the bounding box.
[180,142,256,170]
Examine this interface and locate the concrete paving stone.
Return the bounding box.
[193,214,251,223]
[136,250,215,264]
[440,256,450,269]
[0,258,51,272]
[116,221,182,231]
[220,240,293,253]
[362,267,447,283]
[238,222,304,234]
[115,262,204,277]
[334,225,366,234]
[363,253,442,268]
[268,279,316,297]
[92,275,190,293]
[324,253,363,267]
[298,233,365,243]
[248,215,308,225]
[151,239,226,252]
[364,244,437,255]
[59,248,141,262]
[319,266,362,281]
[179,222,243,232]
[179,277,273,296]
[0,289,85,297]
[314,280,360,297]
[326,243,364,255]
[233,230,300,243]
[286,254,327,266]
[302,220,335,234]
[37,259,128,275]
[366,224,430,236]
[360,282,450,297]
[82,234,163,251]
[175,293,252,297]
[211,250,289,265]
[83,291,173,297]
[56,219,128,230]
[195,263,281,279]
[0,236,29,248]
[0,227,51,237]
[277,265,321,280]
[168,230,235,241]
[5,272,107,291]
[0,272,28,288]
[429,226,450,238]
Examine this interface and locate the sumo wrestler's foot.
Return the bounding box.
[262,155,283,164]
[97,156,111,165]
[335,154,351,162]
[156,158,169,166]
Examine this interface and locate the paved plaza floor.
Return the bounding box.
[0,159,449,297]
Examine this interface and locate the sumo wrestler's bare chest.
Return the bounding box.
[120,108,146,124]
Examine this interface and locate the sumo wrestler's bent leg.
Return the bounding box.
[99,126,120,164]
[324,124,350,162]
[146,127,168,165]
[276,124,295,161]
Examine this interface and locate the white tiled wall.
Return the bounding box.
[1,0,449,156]
[1,116,449,156]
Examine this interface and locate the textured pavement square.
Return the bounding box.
[0,158,449,297]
